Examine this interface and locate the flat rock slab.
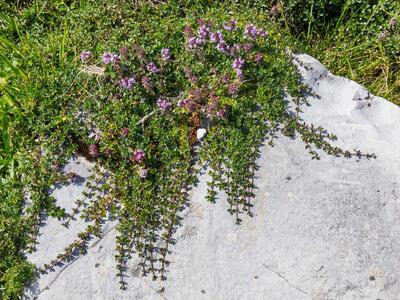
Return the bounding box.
[25,54,400,300]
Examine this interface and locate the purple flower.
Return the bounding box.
[198,24,210,38]
[88,144,99,157]
[102,52,119,64]
[120,77,136,89]
[232,57,245,70]
[235,68,243,79]
[157,97,172,112]
[221,74,230,83]
[89,128,102,141]
[187,37,197,49]
[188,37,205,49]
[210,31,224,43]
[377,30,389,41]
[223,20,237,31]
[161,48,171,61]
[254,52,263,64]
[80,50,91,63]
[216,41,229,54]
[177,99,185,108]
[196,37,205,46]
[146,62,160,74]
[131,149,145,163]
[178,98,195,111]
[121,127,129,137]
[242,43,253,52]
[210,32,218,43]
[228,83,240,95]
[258,29,267,37]
[183,67,198,83]
[189,74,198,83]
[229,43,240,56]
[138,168,148,179]
[141,76,152,90]
[244,24,259,39]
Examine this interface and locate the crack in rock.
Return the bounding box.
[262,264,308,296]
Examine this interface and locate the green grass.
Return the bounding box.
[0,0,397,298]
[295,0,400,105]
[305,38,399,105]
[0,4,77,297]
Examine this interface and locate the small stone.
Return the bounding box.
[196,128,207,140]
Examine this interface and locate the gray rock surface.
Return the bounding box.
[25,54,400,300]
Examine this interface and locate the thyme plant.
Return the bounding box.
[37,14,373,288]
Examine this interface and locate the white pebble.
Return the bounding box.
[196,128,207,140]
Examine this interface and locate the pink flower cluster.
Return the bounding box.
[121,127,129,137]
[228,82,240,95]
[120,77,136,89]
[232,57,245,69]
[186,20,267,58]
[210,31,223,43]
[161,48,171,61]
[205,92,227,119]
[198,24,210,38]
[141,76,152,90]
[80,50,91,62]
[223,20,237,31]
[188,36,205,49]
[232,57,245,79]
[146,62,160,74]
[178,98,195,111]
[102,52,120,64]
[157,97,172,112]
[244,24,267,39]
[88,144,99,157]
[131,149,145,163]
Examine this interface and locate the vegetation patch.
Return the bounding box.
[1,0,394,298]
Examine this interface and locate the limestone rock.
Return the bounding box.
[25,54,400,300]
